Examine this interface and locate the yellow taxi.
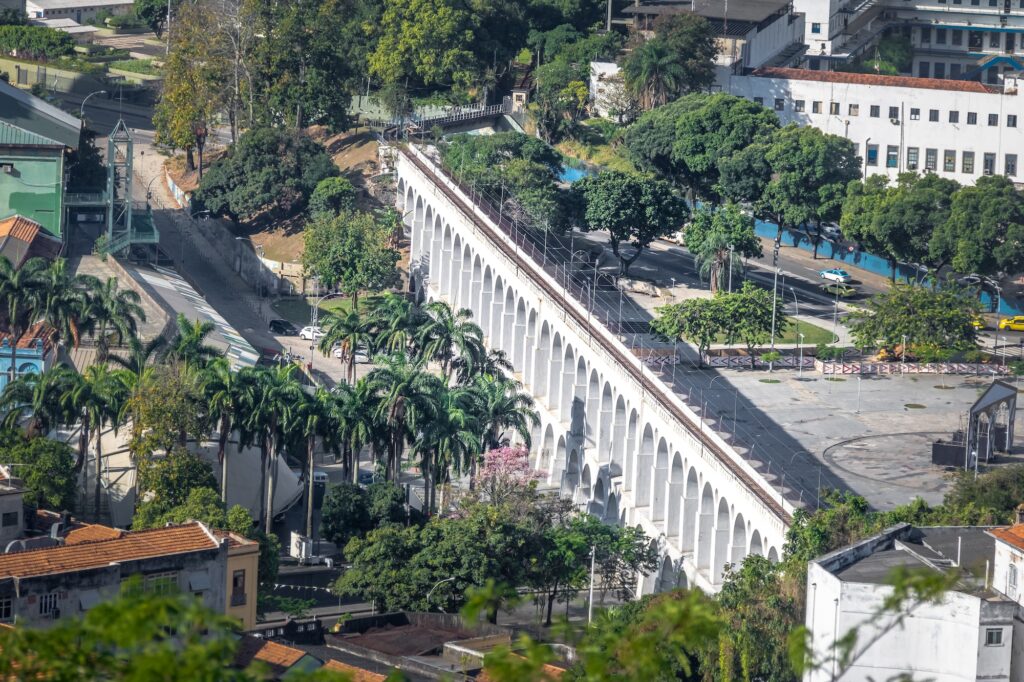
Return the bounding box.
[972,316,986,330]
[998,316,1024,331]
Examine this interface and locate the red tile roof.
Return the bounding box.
[64,524,123,545]
[0,322,53,350]
[990,525,1024,551]
[321,660,387,681]
[211,529,259,551]
[753,67,997,94]
[0,216,40,243]
[0,522,219,579]
[234,637,310,675]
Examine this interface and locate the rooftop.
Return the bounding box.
[0,321,53,351]
[624,0,791,23]
[64,524,124,545]
[752,67,998,94]
[27,0,133,9]
[321,660,387,682]
[989,524,1024,552]
[0,522,219,579]
[30,18,100,34]
[0,79,81,149]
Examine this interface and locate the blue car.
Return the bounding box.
[819,268,852,284]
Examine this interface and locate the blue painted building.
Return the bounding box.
[0,324,50,393]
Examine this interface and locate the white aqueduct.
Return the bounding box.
[396,145,795,593]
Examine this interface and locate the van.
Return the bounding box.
[312,469,329,485]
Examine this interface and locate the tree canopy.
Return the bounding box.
[845,284,981,354]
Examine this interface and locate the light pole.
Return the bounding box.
[856,375,862,413]
[587,545,597,624]
[1000,336,1008,368]
[426,576,455,612]
[798,333,805,378]
[769,267,780,351]
[831,283,840,344]
[728,244,735,293]
[79,89,107,121]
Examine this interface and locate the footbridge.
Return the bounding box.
[396,144,795,593]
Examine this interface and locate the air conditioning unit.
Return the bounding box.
[890,117,900,124]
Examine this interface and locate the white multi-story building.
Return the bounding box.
[727,66,1024,185]
[805,520,1024,682]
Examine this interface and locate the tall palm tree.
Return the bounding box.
[332,379,384,484]
[454,348,514,385]
[0,255,46,384]
[0,366,78,436]
[692,227,740,294]
[621,39,685,110]
[470,375,539,482]
[365,292,424,355]
[243,364,302,533]
[295,388,340,538]
[81,277,145,362]
[412,381,479,514]
[318,310,372,385]
[200,358,253,502]
[366,354,439,482]
[63,364,125,517]
[108,335,167,376]
[168,314,221,368]
[417,300,484,377]
[36,259,96,360]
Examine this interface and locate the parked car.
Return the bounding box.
[299,326,325,340]
[819,268,852,284]
[821,282,857,297]
[999,316,1024,331]
[820,222,843,240]
[972,316,987,330]
[269,319,299,335]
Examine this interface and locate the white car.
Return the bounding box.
[819,268,852,284]
[299,326,325,341]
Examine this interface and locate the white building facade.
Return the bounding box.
[25,0,132,23]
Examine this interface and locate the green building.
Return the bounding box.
[0,79,81,241]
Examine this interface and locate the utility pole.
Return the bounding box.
[769,266,780,352]
[606,0,613,31]
[587,545,597,624]
[165,0,172,56]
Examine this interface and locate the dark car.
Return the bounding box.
[269,319,299,335]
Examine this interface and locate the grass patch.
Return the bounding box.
[109,59,160,76]
[934,385,955,390]
[556,120,635,174]
[713,319,835,347]
[904,403,927,409]
[271,294,380,326]
[758,378,781,384]
[825,377,846,382]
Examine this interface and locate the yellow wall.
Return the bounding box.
[225,543,259,631]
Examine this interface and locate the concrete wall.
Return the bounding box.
[225,542,259,631]
[398,145,791,594]
[0,487,23,546]
[744,12,805,69]
[0,338,47,393]
[26,0,132,22]
[0,146,63,237]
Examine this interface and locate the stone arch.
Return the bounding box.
[581,464,592,501]
[429,215,444,287]
[399,179,410,212]
[656,556,675,593]
[585,369,600,445]
[623,409,638,492]
[651,438,670,523]
[696,482,715,572]
[440,225,454,297]
[667,453,684,539]
[513,299,528,369]
[571,356,588,440]
[606,492,620,525]
[533,319,550,398]
[767,547,780,563]
[597,382,613,460]
[635,424,655,507]
[490,275,505,344]
[749,530,764,557]
[610,395,627,472]
[539,424,555,472]
[682,468,700,552]
[676,569,689,590]
[501,288,516,356]
[469,255,483,319]
[479,267,494,338]
[713,497,731,583]
[730,514,747,567]
[457,243,473,310]
[523,309,538,388]
[563,448,581,496]
[448,234,464,300]
[547,332,563,410]
[552,435,567,484]
[559,343,575,421]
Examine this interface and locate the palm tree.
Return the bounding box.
[469,375,539,484]
[295,388,340,538]
[318,310,372,385]
[366,354,439,482]
[108,335,167,376]
[454,347,514,385]
[36,259,96,360]
[0,255,46,384]
[332,379,384,484]
[412,381,479,514]
[81,277,145,362]
[417,300,484,377]
[621,39,685,110]
[168,314,221,368]
[0,366,78,436]
[200,358,252,502]
[63,364,125,517]
[243,364,302,533]
[365,292,424,355]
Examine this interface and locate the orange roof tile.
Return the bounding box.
[753,67,997,94]
[252,640,306,668]
[211,529,259,550]
[64,524,123,545]
[990,525,1024,551]
[0,322,53,350]
[0,216,40,243]
[478,655,565,681]
[0,522,218,579]
[321,660,387,681]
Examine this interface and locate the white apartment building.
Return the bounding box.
[805,523,1019,682]
[25,0,133,24]
[728,67,1024,185]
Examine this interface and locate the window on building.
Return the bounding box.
[1008,564,1019,597]
[951,63,962,78]
[888,106,899,120]
[936,28,947,45]
[232,570,247,606]
[953,30,963,46]
[0,597,11,623]
[753,97,763,106]
[886,145,899,168]
[935,62,946,79]
[907,147,920,170]
[848,103,859,116]
[929,109,939,122]
[1009,34,1017,54]
[920,27,931,44]
[918,61,930,78]
[866,144,879,166]
[812,101,822,114]
[973,0,981,5]
[829,102,840,115]
[811,22,821,34]
[910,108,921,120]
[925,148,938,171]
[1010,115,1018,128]
[967,112,978,125]
[991,32,1002,49]
[970,31,984,50]
[989,113,999,126]
[950,110,960,123]
[794,99,805,112]
[963,151,975,173]
[38,593,58,618]
[984,152,996,174]
[870,105,880,118]
[145,572,178,595]
[1008,154,1018,176]
[986,628,1004,646]
[774,98,785,111]
[944,149,956,172]
[1,512,17,527]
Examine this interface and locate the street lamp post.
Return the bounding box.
[831,283,840,344]
[79,89,107,122]
[798,333,805,379]
[856,376,862,413]
[728,244,735,293]
[194,123,208,181]
[426,576,456,613]
[769,267,780,351]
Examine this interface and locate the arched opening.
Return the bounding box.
[559,345,575,421]
[548,334,563,411]
[439,224,453,297]
[606,492,620,526]
[513,299,528,370]
[610,396,627,473]
[667,453,684,539]
[501,289,516,356]
[551,435,567,485]
[767,547,780,563]
[580,464,593,502]
[651,438,669,523]
[429,216,444,288]
[730,514,747,567]
[490,276,505,343]
[749,530,764,557]
[623,410,638,492]
[585,370,600,446]
[540,425,555,473]
[570,357,587,440]
[469,256,483,319]
[562,448,580,496]
[458,244,473,310]
[598,383,613,461]
[636,425,655,507]
[676,570,689,591]
[713,497,731,583]
[479,268,494,339]
[447,234,463,298]
[656,556,675,593]
[696,483,715,571]
[534,322,551,400]
[523,310,538,386]
[682,468,700,552]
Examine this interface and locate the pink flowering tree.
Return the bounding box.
[473,445,545,507]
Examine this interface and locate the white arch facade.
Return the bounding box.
[398,146,793,592]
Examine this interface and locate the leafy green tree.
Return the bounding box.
[335,522,425,610]
[0,365,78,437]
[722,282,787,364]
[135,449,219,526]
[686,203,762,293]
[0,25,74,60]
[623,95,705,183]
[620,38,685,111]
[650,297,725,366]
[193,126,337,222]
[2,431,77,510]
[366,354,441,481]
[845,285,980,353]
[650,13,717,92]
[319,310,372,386]
[308,176,358,217]
[930,175,1024,277]
[412,380,480,512]
[320,482,372,547]
[367,481,408,526]
[134,0,177,36]
[532,56,590,142]
[302,210,400,311]
[575,171,687,275]
[134,486,252,533]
